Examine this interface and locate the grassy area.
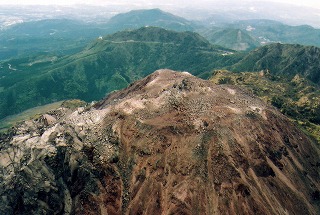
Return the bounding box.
[0,101,63,132]
[298,121,320,145]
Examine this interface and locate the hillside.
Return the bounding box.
[210,70,320,141]
[106,8,197,32]
[0,27,241,119]
[199,28,259,51]
[229,43,320,85]
[1,70,319,214]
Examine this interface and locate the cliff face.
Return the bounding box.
[1,70,319,214]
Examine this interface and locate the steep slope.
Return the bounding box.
[229,43,320,85]
[210,70,320,142]
[0,27,241,120]
[106,8,197,32]
[200,28,259,51]
[1,70,319,214]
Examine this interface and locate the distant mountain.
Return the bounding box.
[229,19,320,47]
[0,19,110,60]
[1,19,91,38]
[196,1,320,28]
[229,43,320,85]
[198,18,320,50]
[0,27,240,119]
[199,28,259,51]
[106,8,197,32]
[0,9,200,61]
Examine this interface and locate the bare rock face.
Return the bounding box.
[0,69,319,215]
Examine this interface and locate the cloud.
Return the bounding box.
[249,6,257,12]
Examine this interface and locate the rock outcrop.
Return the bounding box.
[1,69,319,214]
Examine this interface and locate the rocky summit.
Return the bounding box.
[0,69,319,214]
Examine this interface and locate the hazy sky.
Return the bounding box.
[0,0,319,8]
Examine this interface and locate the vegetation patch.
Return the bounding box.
[211,70,320,143]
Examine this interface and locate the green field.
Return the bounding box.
[0,101,63,132]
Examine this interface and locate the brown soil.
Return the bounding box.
[1,70,319,215]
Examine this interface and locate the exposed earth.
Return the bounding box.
[0,70,319,214]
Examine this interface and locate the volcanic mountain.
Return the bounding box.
[0,70,319,214]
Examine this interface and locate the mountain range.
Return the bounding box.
[0,9,198,60]
[0,27,239,120]
[1,8,320,61]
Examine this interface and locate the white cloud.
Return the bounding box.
[0,0,319,9]
[249,6,257,12]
